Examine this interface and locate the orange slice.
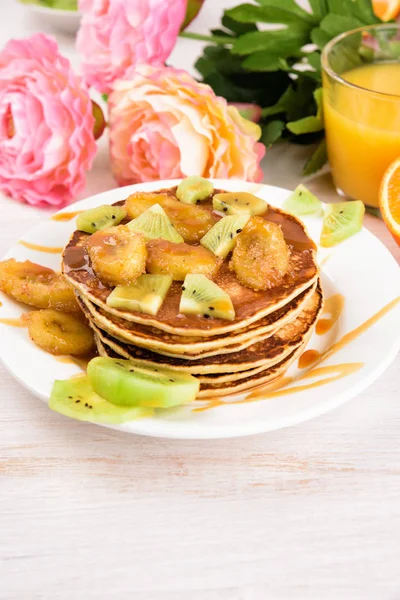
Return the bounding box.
[379,157,400,246]
[372,0,400,21]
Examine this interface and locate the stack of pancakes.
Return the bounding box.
[63,188,322,398]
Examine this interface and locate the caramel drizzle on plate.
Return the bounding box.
[19,241,63,254]
[51,211,83,222]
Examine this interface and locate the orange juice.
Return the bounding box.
[323,62,400,207]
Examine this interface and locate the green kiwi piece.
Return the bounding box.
[87,357,200,408]
[180,274,235,321]
[320,201,365,247]
[200,214,250,258]
[213,192,268,216]
[49,376,153,423]
[76,205,127,234]
[283,185,323,217]
[176,176,214,205]
[106,274,173,316]
[128,204,184,243]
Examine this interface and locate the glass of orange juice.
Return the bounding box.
[322,24,400,208]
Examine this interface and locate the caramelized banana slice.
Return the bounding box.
[125,192,216,243]
[146,239,222,281]
[87,225,147,287]
[27,309,94,356]
[0,259,80,313]
[230,217,290,291]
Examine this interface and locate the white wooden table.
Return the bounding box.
[1,3,400,599]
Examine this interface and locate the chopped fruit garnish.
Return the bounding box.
[86,225,147,287]
[372,0,400,21]
[50,376,153,424]
[106,274,173,316]
[200,214,250,258]
[283,185,323,217]
[125,191,216,243]
[146,239,222,281]
[87,357,199,408]
[213,192,268,216]
[0,259,80,313]
[230,217,290,291]
[180,274,235,321]
[128,204,183,243]
[320,201,365,247]
[76,205,126,234]
[176,176,214,205]
[26,309,94,356]
[379,156,400,247]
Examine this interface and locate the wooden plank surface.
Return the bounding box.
[1,2,400,599]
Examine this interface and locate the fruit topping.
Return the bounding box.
[106,274,173,316]
[230,217,290,291]
[50,376,153,424]
[176,176,214,205]
[320,201,365,247]
[26,309,94,356]
[87,357,200,408]
[179,274,235,321]
[125,191,216,243]
[76,205,126,234]
[213,192,268,216]
[0,259,80,313]
[200,214,250,258]
[128,204,183,243]
[86,225,147,287]
[146,239,222,281]
[283,185,323,217]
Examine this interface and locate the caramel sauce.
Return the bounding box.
[196,296,400,412]
[0,317,27,328]
[298,349,321,369]
[0,301,2,307]
[316,293,345,335]
[19,241,63,254]
[51,211,83,222]
[55,355,93,370]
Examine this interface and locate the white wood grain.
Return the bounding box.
[1,2,400,599]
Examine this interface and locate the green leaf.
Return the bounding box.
[226,3,315,25]
[306,51,322,71]
[222,12,258,35]
[302,138,327,176]
[243,52,288,71]
[311,27,332,48]
[287,115,323,134]
[308,0,329,19]
[232,27,309,55]
[254,0,318,23]
[353,0,381,23]
[319,14,364,39]
[210,29,234,38]
[261,120,286,146]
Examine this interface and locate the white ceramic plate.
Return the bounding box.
[27,5,81,35]
[1,180,399,439]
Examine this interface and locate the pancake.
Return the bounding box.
[76,280,319,359]
[63,188,318,337]
[89,282,323,375]
[95,333,310,399]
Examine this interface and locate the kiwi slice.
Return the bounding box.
[106,274,172,316]
[76,205,126,234]
[283,185,323,217]
[176,176,214,205]
[320,201,365,247]
[179,274,235,321]
[213,192,268,216]
[87,357,199,408]
[49,376,153,424]
[128,204,184,243]
[200,215,250,258]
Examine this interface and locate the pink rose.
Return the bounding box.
[0,33,96,207]
[109,65,265,185]
[77,0,188,94]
